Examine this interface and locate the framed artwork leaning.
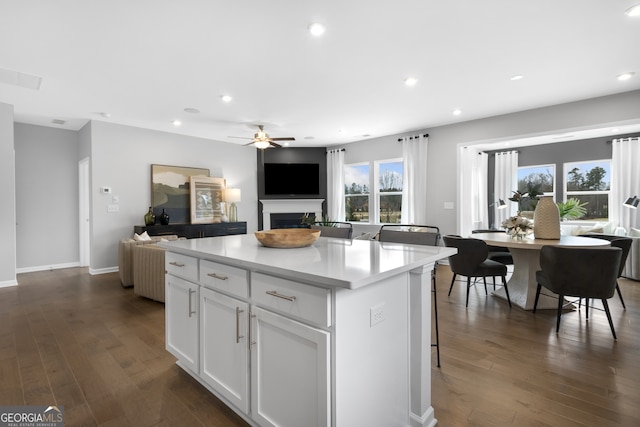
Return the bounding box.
[151,164,209,224]
[190,176,226,223]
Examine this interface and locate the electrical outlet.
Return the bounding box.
[370,304,386,327]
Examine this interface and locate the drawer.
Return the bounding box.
[200,260,248,299]
[252,273,331,327]
[165,252,198,282]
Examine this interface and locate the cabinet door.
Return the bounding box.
[200,288,249,412]
[250,307,330,427]
[165,276,199,373]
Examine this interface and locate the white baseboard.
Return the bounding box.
[0,279,18,288]
[89,266,118,275]
[16,261,81,274]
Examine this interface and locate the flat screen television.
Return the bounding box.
[264,163,320,196]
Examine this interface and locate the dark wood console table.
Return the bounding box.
[134,222,247,239]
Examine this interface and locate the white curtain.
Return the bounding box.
[494,150,519,225]
[401,135,428,224]
[611,137,640,231]
[459,147,488,237]
[326,149,345,221]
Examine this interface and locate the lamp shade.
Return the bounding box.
[225,188,242,203]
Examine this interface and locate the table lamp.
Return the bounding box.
[225,188,241,222]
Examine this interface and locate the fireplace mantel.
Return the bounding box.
[260,199,324,230]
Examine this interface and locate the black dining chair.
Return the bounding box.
[378,224,442,367]
[471,229,513,266]
[442,235,511,308]
[533,246,622,339]
[581,233,632,309]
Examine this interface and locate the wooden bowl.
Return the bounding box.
[254,228,321,248]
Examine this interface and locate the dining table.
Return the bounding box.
[471,232,610,310]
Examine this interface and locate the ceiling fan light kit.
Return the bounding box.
[234,125,295,149]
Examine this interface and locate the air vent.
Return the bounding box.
[52,119,66,125]
[0,67,42,90]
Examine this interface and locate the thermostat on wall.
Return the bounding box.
[101,187,112,194]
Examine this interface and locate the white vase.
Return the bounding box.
[533,196,561,239]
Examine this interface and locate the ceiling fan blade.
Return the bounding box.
[270,137,295,141]
[228,136,253,140]
[270,141,283,148]
[244,141,257,146]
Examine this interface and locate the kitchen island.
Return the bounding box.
[160,234,455,427]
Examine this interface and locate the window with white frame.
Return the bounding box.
[344,163,370,222]
[564,159,610,220]
[344,159,404,224]
[517,164,555,210]
[376,159,403,224]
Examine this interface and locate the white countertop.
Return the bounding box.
[160,234,456,289]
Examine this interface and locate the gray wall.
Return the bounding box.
[0,102,16,286]
[334,90,640,237]
[14,123,81,270]
[10,120,258,274]
[88,121,259,271]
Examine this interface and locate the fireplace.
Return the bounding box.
[270,213,307,229]
[260,199,324,231]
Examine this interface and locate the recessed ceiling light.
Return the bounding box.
[611,128,620,133]
[510,75,524,81]
[97,112,111,118]
[221,95,233,103]
[404,77,418,86]
[338,129,346,134]
[361,134,371,138]
[184,107,200,114]
[625,4,640,16]
[617,72,635,81]
[452,109,462,116]
[172,120,182,127]
[308,23,326,36]
[52,119,66,125]
[304,136,315,140]
[283,142,290,147]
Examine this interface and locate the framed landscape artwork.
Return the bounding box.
[190,176,226,223]
[151,164,209,224]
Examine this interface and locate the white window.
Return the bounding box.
[517,164,555,210]
[344,159,404,224]
[564,159,610,221]
[344,163,370,222]
[375,159,403,224]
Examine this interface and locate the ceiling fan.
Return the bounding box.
[229,125,295,149]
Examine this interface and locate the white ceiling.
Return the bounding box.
[1,1,639,147]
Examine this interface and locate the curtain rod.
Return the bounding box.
[397,133,429,142]
[326,148,345,153]
[607,136,640,144]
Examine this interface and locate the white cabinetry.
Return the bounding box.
[251,307,329,427]
[200,287,249,413]
[165,275,199,373]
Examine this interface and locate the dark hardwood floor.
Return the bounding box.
[1,266,638,426]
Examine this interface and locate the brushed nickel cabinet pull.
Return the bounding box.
[236,307,244,343]
[266,290,296,302]
[169,261,185,267]
[188,288,196,317]
[207,273,229,281]
[249,312,256,350]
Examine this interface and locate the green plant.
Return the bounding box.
[300,213,336,227]
[556,198,588,220]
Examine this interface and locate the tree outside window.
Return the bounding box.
[564,160,610,220]
[377,160,403,223]
[344,163,370,222]
[516,164,555,211]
